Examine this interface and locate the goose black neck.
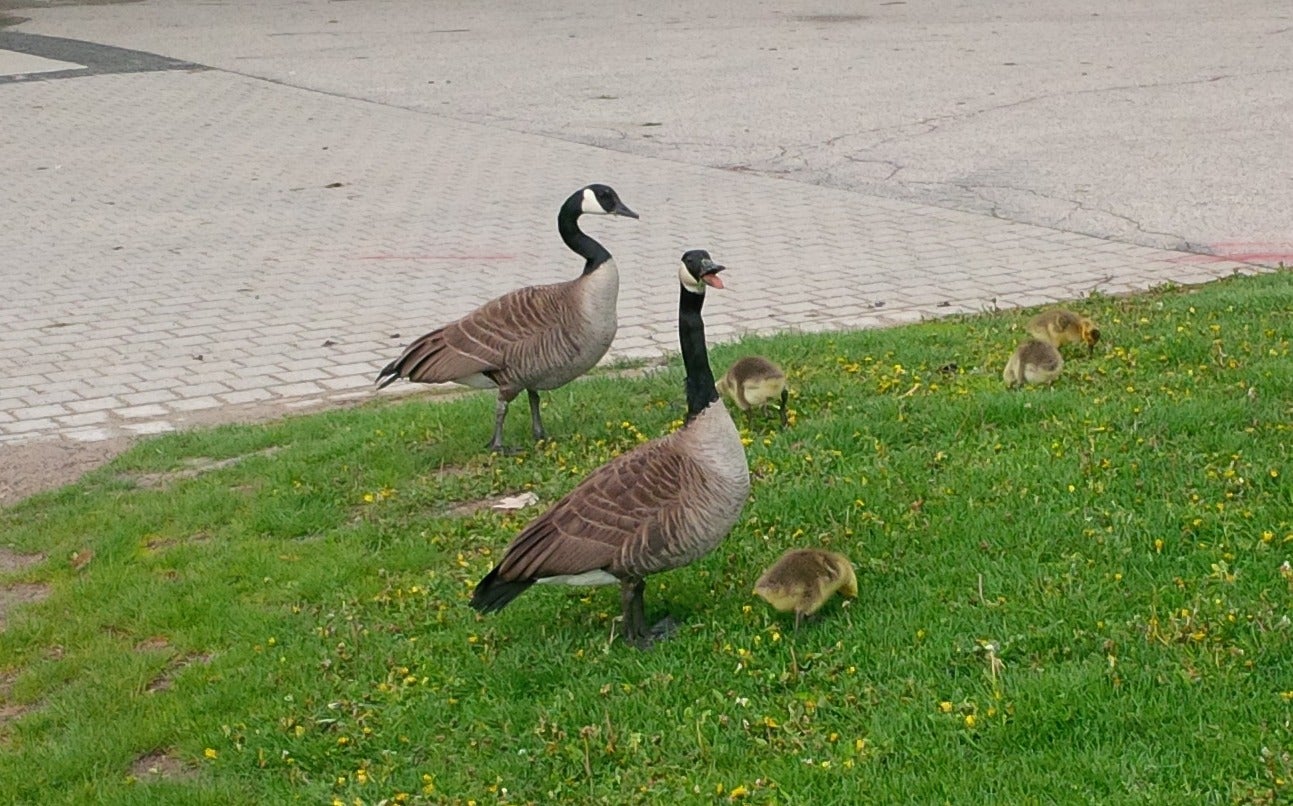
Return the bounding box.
[679,286,718,421]
[558,196,613,275]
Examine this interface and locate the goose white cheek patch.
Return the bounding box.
[678,266,705,294]
[580,188,606,214]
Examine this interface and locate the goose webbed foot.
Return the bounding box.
[645,616,679,644]
[526,389,547,442]
[619,579,680,649]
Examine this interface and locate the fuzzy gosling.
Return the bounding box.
[1026,309,1101,357]
[753,549,857,629]
[1003,339,1064,388]
[716,356,790,428]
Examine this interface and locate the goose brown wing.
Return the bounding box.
[492,435,700,581]
[379,281,582,387]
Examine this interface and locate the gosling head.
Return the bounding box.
[1080,319,1102,356]
[579,184,639,219]
[679,249,726,295]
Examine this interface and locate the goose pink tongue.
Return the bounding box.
[702,274,725,289]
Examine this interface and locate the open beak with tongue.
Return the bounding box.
[698,258,726,289]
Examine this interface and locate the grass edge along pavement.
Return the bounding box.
[0,268,1291,804]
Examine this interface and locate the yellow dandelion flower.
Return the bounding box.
[964,714,976,728]
[938,701,953,714]
[203,748,218,760]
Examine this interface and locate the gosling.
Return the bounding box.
[716,356,789,428]
[1026,309,1101,357]
[753,548,857,629]
[1002,339,1063,388]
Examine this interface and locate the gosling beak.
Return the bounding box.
[699,258,726,289]
[612,200,639,219]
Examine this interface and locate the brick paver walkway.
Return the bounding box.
[0,34,1261,454]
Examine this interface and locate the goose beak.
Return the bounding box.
[700,259,726,289]
[612,201,639,219]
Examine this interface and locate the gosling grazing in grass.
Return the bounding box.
[1026,309,1101,357]
[375,184,638,452]
[1002,339,1064,388]
[470,251,750,648]
[716,356,789,428]
[753,549,857,629]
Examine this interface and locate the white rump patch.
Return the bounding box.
[580,187,607,215]
[454,372,497,389]
[536,569,619,586]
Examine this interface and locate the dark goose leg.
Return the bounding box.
[527,389,546,442]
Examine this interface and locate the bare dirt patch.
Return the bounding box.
[0,701,35,724]
[0,582,51,630]
[0,436,133,508]
[142,531,213,554]
[0,547,44,573]
[130,749,193,781]
[134,636,170,652]
[444,491,539,518]
[128,446,282,489]
[145,652,214,693]
[0,384,463,508]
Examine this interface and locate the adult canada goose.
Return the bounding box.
[753,548,857,629]
[717,356,790,428]
[1002,339,1064,388]
[470,250,750,647]
[375,184,638,452]
[1026,309,1101,358]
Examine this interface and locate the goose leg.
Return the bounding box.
[620,579,647,645]
[487,396,510,453]
[778,388,790,429]
[527,389,546,442]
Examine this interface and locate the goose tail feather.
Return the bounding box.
[470,567,534,613]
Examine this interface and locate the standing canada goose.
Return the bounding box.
[470,250,750,647]
[375,184,638,452]
[753,548,857,629]
[716,356,790,428]
[1026,309,1101,357]
[1002,339,1064,388]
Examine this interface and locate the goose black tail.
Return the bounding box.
[470,567,534,613]
[374,358,402,389]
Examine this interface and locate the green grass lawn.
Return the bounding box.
[2,269,1291,805]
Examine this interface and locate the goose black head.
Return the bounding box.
[580,184,639,219]
[679,249,726,294]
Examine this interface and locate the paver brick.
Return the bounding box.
[0,63,1263,451]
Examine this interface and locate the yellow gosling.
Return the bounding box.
[1003,339,1064,388]
[1026,309,1101,357]
[716,356,789,428]
[753,548,857,629]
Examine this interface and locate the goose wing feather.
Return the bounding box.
[380,280,584,386]
[493,434,703,581]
